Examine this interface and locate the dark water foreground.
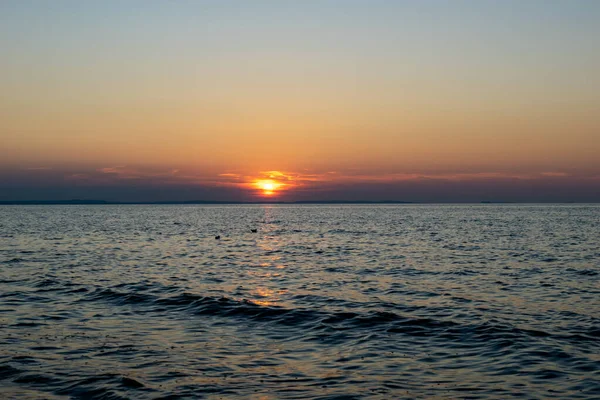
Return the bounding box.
[1,204,599,399]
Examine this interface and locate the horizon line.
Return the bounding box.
[1,199,597,205]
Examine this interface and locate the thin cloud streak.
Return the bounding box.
[24,166,52,171]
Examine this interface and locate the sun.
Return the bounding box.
[254,179,281,196]
[262,182,275,192]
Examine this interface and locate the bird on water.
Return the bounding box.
[251,229,257,233]
[215,235,221,240]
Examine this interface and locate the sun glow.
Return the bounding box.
[254,179,282,196]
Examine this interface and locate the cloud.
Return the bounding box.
[92,166,208,184]
[24,166,52,170]
[218,173,242,180]
[2,163,599,202]
[540,172,569,177]
[98,166,127,174]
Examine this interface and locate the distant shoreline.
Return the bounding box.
[0,200,594,205]
[0,200,414,205]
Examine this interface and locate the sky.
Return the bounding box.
[1,0,599,202]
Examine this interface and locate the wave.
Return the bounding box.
[76,286,600,346]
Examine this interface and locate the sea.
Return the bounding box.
[1,204,599,399]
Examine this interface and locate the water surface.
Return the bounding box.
[1,204,599,399]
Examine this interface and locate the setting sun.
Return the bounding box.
[253,179,283,196]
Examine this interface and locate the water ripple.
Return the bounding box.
[1,204,599,399]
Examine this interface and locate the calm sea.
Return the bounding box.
[1,205,599,399]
